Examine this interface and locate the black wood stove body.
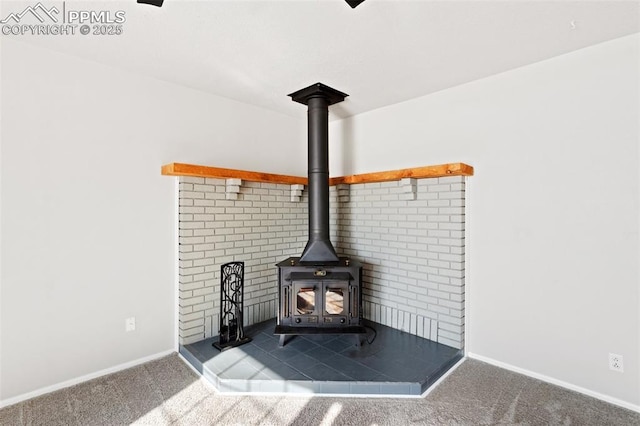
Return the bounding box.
[275,83,366,346]
[275,257,364,346]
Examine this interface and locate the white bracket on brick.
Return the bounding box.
[399,178,417,201]
[225,178,242,200]
[337,184,350,203]
[290,184,304,202]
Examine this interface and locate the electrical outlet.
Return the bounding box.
[125,317,136,332]
[609,353,623,372]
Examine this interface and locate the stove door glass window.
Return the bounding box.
[325,288,344,315]
[296,288,315,315]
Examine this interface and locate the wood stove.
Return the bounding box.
[276,257,363,343]
[275,83,366,346]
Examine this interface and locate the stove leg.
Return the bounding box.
[354,334,362,347]
[278,335,287,347]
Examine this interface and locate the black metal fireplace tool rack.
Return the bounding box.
[213,261,251,351]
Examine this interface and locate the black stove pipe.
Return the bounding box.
[289,83,348,264]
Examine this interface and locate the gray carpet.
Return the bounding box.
[1,354,638,425]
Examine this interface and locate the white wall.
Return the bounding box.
[330,34,640,407]
[0,39,304,401]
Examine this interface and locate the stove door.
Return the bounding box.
[325,287,344,315]
[292,281,319,324]
[321,281,349,325]
[296,287,316,315]
[288,276,354,327]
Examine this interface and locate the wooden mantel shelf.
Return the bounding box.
[329,163,473,185]
[161,163,307,185]
[161,162,473,185]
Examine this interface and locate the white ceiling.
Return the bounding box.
[8,0,640,119]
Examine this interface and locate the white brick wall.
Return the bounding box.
[178,177,307,345]
[177,175,466,349]
[335,176,466,349]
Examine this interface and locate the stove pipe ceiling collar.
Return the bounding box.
[289,83,348,264]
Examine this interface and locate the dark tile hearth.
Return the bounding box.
[180,319,463,396]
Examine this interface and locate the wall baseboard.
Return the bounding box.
[467,352,640,414]
[0,349,176,409]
